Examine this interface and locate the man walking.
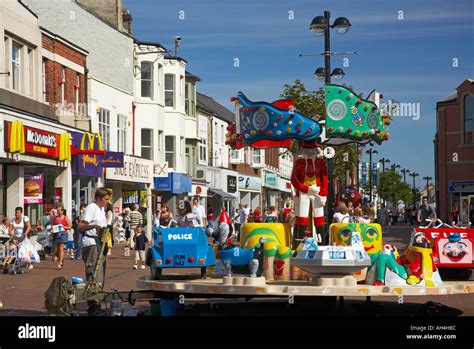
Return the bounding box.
[192,197,206,227]
[77,187,111,316]
[417,197,436,227]
[128,204,143,249]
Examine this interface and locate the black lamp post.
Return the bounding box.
[423,176,433,203]
[378,158,390,172]
[366,148,378,203]
[310,11,351,224]
[409,172,419,206]
[401,168,410,184]
[390,163,401,172]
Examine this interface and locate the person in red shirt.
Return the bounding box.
[282,202,293,223]
[253,207,262,222]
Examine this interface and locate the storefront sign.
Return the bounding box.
[106,155,154,184]
[101,151,124,168]
[189,184,208,197]
[449,181,474,193]
[277,177,292,193]
[6,121,60,159]
[238,175,261,191]
[123,191,140,205]
[264,172,278,189]
[153,162,168,177]
[227,175,237,193]
[71,131,103,177]
[24,173,44,204]
[154,172,192,194]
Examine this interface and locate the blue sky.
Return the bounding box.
[125,0,473,188]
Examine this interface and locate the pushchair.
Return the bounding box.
[4,237,41,275]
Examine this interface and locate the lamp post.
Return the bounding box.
[390,163,401,172]
[310,11,351,224]
[366,148,378,203]
[409,172,419,206]
[401,168,410,184]
[378,158,390,172]
[423,176,433,203]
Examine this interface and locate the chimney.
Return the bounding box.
[76,0,130,33]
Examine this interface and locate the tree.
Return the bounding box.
[378,168,413,205]
[281,80,360,185]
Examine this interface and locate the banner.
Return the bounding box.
[101,151,124,168]
[71,131,103,177]
[24,173,44,204]
[123,191,139,205]
[372,162,378,185]
[361,162,367,186]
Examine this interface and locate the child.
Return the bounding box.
[132,225,148,270]
[66,227,75,258]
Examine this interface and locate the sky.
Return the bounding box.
[125,0,474,189]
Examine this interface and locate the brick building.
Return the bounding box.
[435,79,474,224]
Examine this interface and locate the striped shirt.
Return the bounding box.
[129,211,143,228]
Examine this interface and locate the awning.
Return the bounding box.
[209,189,236,199]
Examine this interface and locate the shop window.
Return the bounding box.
[165,74,175,107]
[98,108,111,150]
[117,114,127,153]
[464,94,473,144]
[141,129,153,160]
[141,61,153,98]
[165,135,175,169]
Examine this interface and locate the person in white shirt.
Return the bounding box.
[333,202,350,223]
[192,197,206,227]
[77,187,110,316]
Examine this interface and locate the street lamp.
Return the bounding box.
[310,10,351,225]
[366,148,378,203]
[390,163,401,171]
[401,168,410,184]
[378,158,390,172]
[423,176,433,203]
[409,172,419,206]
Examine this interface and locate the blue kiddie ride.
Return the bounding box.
[146,227,216,280]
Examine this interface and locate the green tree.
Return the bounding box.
[378,169,414,204]
[281,80,360,183]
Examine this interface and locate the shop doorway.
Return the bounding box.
[469,195,474,225]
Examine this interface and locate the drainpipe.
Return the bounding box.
[132,102,136,155]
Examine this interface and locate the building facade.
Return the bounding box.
[435,79,474,224]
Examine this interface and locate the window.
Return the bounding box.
[221,124,224,144]
[185,82,196,117]
[42,59,47,102]
[214,122,218,143]
[252,149,262,164]
[141,61,153,98]
[165,135,175,169]
[12,41,21,91]
[98,108,110,150]
[186,145,196,177]
[157,130,163,161]
[464,94,473,144]
[230,149,243,164]
[61,66,65,105]
[117,114,127,152]
[75,74,80,112]
[165,74,174,107]
[199,137,207,164]
[141,129,153,160]
[180,75,185,107]
[27,48,34,97]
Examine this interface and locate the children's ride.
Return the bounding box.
[146,227,216,280]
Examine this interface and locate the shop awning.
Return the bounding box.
[209,189,236,199]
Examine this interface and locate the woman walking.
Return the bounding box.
[52,206,72,270]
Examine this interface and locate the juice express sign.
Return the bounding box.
[105,155,154,184]
[6,122,59,158]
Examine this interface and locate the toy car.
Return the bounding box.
[146,227,216,280]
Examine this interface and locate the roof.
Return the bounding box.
[41,26,89,55]
[164,55,188,63]
[437,91,457,104]
[134,38,167,51]
[185,70,201,82]
[197,92,235,123]
[18,0,38,18]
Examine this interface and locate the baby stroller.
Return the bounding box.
[5,237,41,275]
[113,216,127,243]
[36,226,52,260]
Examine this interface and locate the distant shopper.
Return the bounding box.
[207,206,214,227]
[265,206,279,223]
[132,225,149,270]
[333,202,350,223]
[377,204,390,227]
[192,198,206,227]
[177,201,198,228]
[253,206,262,223]
[353,207,370,223]
[417,197,436,227]
[128,204,143,249]
[282,202,292,223]
[52,206,72,270]
[11,207,31,242]
[155,204,174,228]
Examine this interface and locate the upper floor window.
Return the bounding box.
[98,108,111,150]
[464,94,473,144]
[11,41,21,91]
[165,135,175,168]
[165,74,175,107]
[117,114,127,153]
[185,82,195,117]
[199,137,207,164]
[141,129,153,160]
[42,58,47,102]
[141,62,153,98]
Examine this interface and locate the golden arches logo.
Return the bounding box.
[80,132,103,151]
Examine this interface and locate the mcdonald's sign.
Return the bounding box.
[70,131,104,177]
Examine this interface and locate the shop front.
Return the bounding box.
[154,172,192,217]
[278,176,293,208]
[262,171,279,210]
[2,118,72,226]
[105,155,154,237]
[238,174,261,210]
[208,170,238,219]
[449,181,474,224]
